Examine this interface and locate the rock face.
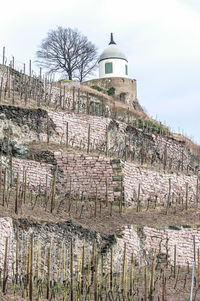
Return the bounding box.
[0,105,57,145]
[0,137,28,157]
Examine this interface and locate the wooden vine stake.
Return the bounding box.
[163,144,167,171]
[144,266,147,301]
[94,187,97,218]
[198,248,200,287]
[50,166,57,213]
[94,242,98,301]
[122,243,126,296]
[0,165,2,200]
[23,169,27,204]
[87,124,90,154]
[150,248,157,298]
[193,235,196,263]
[100,254,103,300]
[86,92,89,114]
[110,248,113,291]
[46,248,51,300]
[15,233,19,285]
[136,183,141,212]
[66,122,69,147]
[3,237,8,294]
[47,115,49,144]
[29,234,33,301]
[196,175,199,206]
[120,176,123,214]
[81,242,85,294]
[129,253,134,296]
[174,245,176,278]
[72,87,75,111]
[105,125,108,156]
[2,168,6,206]
[15,172,19,214]
[70,238,73,301]
[166,178,171,214]
[162,271,166,301]
[186,182,188,211]
[106,178,108,207]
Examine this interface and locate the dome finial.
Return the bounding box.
[109,33,116,45]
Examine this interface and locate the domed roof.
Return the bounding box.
[99,33,128,63]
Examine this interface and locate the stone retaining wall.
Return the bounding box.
[12,158,53,190]
[119,225,200,267]
[0,218,15,279]
[54,152,115,201]
[143,226,200,266]
[0,218,125,278]
[8,152,198,204]
[123,162,198,205]
[10,153,116,202]
[0,217,199,281]
[0,104,198,173]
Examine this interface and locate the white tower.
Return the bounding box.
[99,33,128,79]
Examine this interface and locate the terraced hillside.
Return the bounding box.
[0,64,200,300]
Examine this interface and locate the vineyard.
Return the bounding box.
[1,234,200,301]
[0,55,199,300]
[0,172,199,299]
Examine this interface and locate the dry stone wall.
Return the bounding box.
[0,218,15,278]
[47,110,199,172]
[0,217,199,278]
[0,103,198,173]
[0,217,129,278]
[0,64,199,172]
[123,161,198,205]
[9,153,116,202]
[12,158,53,191]
[47,110,111,150]
[7,151,198,206]
[143,226,200,266]
[54,152,115,201]
[119,225,200,267]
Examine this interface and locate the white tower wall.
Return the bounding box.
[99,58,128,79]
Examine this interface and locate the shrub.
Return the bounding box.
[137,119,167,135]
[107,87,115,96]
[90,85,103,92]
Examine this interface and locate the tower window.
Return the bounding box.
[125,65,128,75]
[105,62,113,74]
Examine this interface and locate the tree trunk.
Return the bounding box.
[68,71,72,80]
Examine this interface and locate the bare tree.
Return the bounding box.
[36,27,98,81]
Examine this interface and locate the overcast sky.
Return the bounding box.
[0,0,200,144]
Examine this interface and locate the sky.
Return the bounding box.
[0,0,200,144]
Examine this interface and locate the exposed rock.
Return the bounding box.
[0,137,28,157]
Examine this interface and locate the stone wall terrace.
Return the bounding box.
[54,152,115,201]
[143,226,200,266]
[12,158,53,190]
[123,161,198,205]
[8,151,199,206]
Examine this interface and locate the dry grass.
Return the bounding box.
[1,186,200,235]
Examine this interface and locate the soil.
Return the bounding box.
[0,190,200,235]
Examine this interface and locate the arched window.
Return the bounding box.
[105,62,113,74]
